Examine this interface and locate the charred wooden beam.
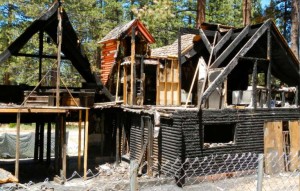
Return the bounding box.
[267,28,272,108]
[181,42,204,64]
[199,29,212,54]
[210,25,250,68]
[270,30,299,73]
[201,20,272,104]
[239,57,269,62]
[180,28,216,37]
[252,60,258,110]
[39,30,44,83]
[214,29,233,54]
[13,53,68,60]
[180,28,198,35]
[178,29,182,99]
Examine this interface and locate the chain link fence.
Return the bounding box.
[1,152,300,191]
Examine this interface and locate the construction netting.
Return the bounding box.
[0,132,56,159]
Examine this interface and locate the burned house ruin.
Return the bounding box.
[94,18,300,178]
[0,1,300,183]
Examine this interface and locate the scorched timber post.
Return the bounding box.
[56,0,63,107]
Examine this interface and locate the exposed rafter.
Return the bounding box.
[214,29,233,54]
[201,20,272,104]
[210,25,250,68]
[199,29,212,54]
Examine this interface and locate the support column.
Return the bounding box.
[34,123,39,161]
[267,28,272,108]
[115,114,120,165]
[55,114,62,174]
[84,109,89,179]
[61,115,67,180]
[130,27,136,105]
[147,117,153,176]
[39,122,45,162]
[78,110,82,171]
[56,1,63,107]
[15,112,21,180]
[252,60,258,110]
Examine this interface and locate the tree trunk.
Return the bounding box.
[291,0,299,59]
[196,0,205,28]
[243,0,251,26]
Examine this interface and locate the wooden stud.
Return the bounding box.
[123,66,127,104]
[177,61,181,105]
[78,110,82,171]
[186,59,201,107]
[156,64,160,105]
[171,60,174,105]
[15,112,21,180]
[131,27,136,105]
[223,79,228,107]
[178,30,182,105]
[84,109,89,179]
[115,60,121,102]
[164,61,167,106]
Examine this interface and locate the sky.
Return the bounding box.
[261,0,271,7]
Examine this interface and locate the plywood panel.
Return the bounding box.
[159,69,165,82]
[166,84,172,105]
[173,84,179,104]
[159,84,165,105]
[289,121,300,171]
[264,121,284,174]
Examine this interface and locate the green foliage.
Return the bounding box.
[2,0,292,89]
[8,123,15,128]
[263,0,292,42]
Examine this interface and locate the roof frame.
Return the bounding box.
[200,20,272,104]
[210,25,250,68]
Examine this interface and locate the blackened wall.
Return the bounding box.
[160,108,300,176]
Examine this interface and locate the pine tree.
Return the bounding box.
[196,0,205,28]
[291,0,299,59]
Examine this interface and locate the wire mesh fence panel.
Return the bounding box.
[138,153,259,191]
[262,152,300,191]
[137,152,300,191]
[1,152,300,191]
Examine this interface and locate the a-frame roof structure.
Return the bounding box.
[199,20,300,103]
[0,1,95,83]
[153,20,300,105]
[98,19,155,44]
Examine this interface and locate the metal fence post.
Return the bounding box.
[130,160,138,191]
[257,153,264,191]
